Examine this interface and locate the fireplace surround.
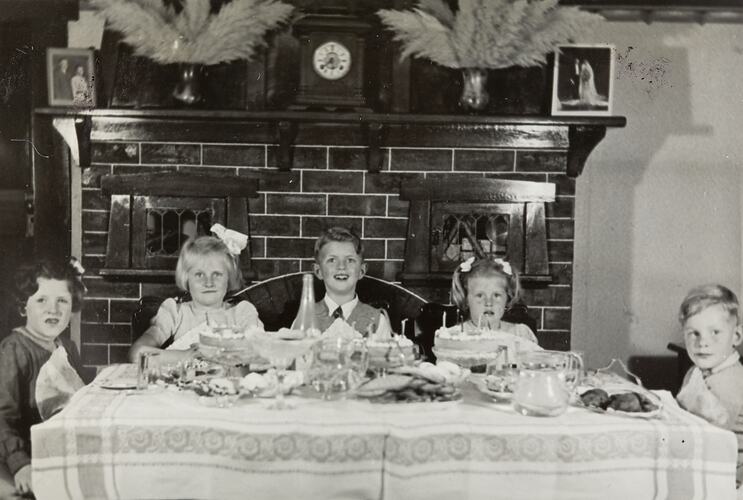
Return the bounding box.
[33,108,624,376]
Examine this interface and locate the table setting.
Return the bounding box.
[31,338,738,500]
[27,275,740,500]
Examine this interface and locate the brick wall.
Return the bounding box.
[78,140,574,377]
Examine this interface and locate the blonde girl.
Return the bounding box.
[451,256,537,343]
[128,228,262,364]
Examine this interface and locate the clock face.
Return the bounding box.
[312,41,352,81]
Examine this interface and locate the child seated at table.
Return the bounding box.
[312,227,388,334]
[450,256,538,343]
[0,258,86,498]
[128,225,262,364]
[676,284,743,489]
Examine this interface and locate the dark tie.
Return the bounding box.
[332,306,344,320]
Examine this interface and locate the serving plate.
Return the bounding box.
[574,359,664,419]
[469,375,513,401]
[574,383,663,419]
[99,378,138,390]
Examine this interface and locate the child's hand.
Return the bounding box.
[14,464,32,496]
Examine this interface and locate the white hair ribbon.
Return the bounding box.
[459,256,512,276]
[210,223,248,256]
[69,257,85,275]
[459,256,475,273]
[494,258,512,276]
[69,257,87,293]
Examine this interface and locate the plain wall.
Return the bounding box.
[572,21,743,386]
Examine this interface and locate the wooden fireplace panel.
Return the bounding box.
[399,178,554,286]
[100,172,258,279]
[430,203,525,274]
[131,196,226,269]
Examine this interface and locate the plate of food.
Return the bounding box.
[575,359,663,418]
[355,368,462,404]
[469,374,513,401]
[576,385,662,418]
[239,370,303,398]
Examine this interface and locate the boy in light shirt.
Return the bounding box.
[312,227,388,335]
[676,284,743,491]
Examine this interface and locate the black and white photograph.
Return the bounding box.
[551,44,615,116]
[46,47,96,107]
[2,1,743,499]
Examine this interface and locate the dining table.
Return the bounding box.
[31,364,737,500]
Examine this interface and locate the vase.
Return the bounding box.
[172,63,205,105]
[459,68,490,112]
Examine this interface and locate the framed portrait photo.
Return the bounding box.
[46,47,96,107]
[551,44,615,116]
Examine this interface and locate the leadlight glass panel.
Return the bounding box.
[431,203,518,273]
[132,196,225,268]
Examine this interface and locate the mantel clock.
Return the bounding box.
[292,14,376,110]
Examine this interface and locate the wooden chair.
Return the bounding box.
[233,273,426,336]
[131,272,427,344]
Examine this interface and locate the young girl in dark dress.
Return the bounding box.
[0,259,85,498]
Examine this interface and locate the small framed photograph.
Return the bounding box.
[46,47,96,107]
[551,44,614,116]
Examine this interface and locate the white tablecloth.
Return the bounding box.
[32,364,737,500]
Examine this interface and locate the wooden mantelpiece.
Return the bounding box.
[36,108,625,176]
[33,107,624,260]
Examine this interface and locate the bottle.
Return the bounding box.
[292,273,321,338]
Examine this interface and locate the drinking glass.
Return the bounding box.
[252,334,318,409]
[485,359,518,395]
[206,310,233,334]
[137,351,161,390]
[309,337,349,398]
[346,339,370,391]
[310,338,369,399]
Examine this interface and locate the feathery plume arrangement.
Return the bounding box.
[91,0,294,65]
[378,0,602,69]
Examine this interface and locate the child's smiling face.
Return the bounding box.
[466,274,509,329]
[314,241,365,300]
[683,304,742,371]
[25,278,73,340]
[186,253,229,308]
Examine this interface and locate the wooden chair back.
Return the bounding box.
[131,272,428,343]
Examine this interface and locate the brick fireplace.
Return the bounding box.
[33,110,623,378]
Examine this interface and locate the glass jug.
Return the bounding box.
[512,350,583,417]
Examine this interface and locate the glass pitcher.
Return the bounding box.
[512,350,583,417]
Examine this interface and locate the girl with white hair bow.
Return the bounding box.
[128,224,262,365]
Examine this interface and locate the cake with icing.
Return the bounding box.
[199,324,263,350]
[433,326,538,367]
[322,318,363,341]
[366,319,416,368]
[434,326,528,352]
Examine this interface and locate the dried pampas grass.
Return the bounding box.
[378,0,602,69]
[92,0,294,65]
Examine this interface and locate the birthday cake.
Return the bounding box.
[366,319,416,368]
[199,324,263,350]
[433,326,539,368]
